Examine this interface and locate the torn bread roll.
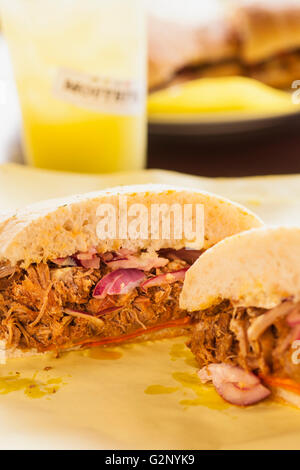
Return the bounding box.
[181,226,300,408]
[0,184,262,363]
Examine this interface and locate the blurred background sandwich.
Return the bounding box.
[148,0,300,91]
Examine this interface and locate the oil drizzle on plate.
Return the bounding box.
[145,385,179,395]
[172,371,229,410]
[84,347,123,360]
[0,371,64,399]
[169,343,198,368]
[143,341,228,410]
[170,341,229,410]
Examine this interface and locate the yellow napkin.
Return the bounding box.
[148,76,295,116]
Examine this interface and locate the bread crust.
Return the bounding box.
[180,226,300,311]
[0,184,262,268]
[0,327,191,364]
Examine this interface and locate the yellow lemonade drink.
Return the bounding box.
[1,0,146,173]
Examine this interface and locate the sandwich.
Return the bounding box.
[180,226,300,407]
[148,0,300,91]
[0,184,261,362]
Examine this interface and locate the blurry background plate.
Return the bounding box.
[148,76,300,136]
[148,108,300,136]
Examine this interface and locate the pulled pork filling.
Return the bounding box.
[0,248,199,352]
[189,300,300,382]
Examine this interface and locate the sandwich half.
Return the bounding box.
[0,184,262,362]
[181,226,300,408]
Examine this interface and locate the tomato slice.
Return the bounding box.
[261,375,300,395]
[77,316,191,348]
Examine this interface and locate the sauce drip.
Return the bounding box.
[85,348,123,361]
[145,385,179,395]
[172,371,229,410]
[0,372,63,399]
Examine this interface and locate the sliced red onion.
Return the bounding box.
[216,381,271,406]
[198,363,270,406]
[275,324,300,354]
[73,249,100,269]
[104,252,168,271]
[101,252,115,263]
[101,249,135,264]
[278,308,300,351]
[52,253,100,269]
[64,308,104,328]
[287,308,300,327]
[160,248,202,265]
[141,268,188,290]
[104,255,127,264]
[290,324,300,342]
[202,363,260,387]
[0,265,16,278]
[76,248,97,260]
[52,257,78,267]
[97,306,122,317]
[64,307,94,317]
[114,248,134,257]
[198,366,212,384]
[79,255,100,269]
[93,269,145,299]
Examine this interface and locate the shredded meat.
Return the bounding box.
[188,300,300,382]
[0,255,190,352]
